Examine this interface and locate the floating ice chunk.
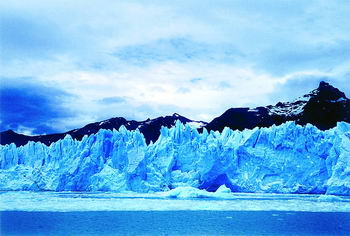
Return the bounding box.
[163,187,213,198]
[163,185,234,199]
[215,185,232,194]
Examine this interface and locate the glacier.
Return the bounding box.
[1,121,350,195]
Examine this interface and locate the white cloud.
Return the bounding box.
[32,61,279,123]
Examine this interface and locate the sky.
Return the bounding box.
[1,0,350,135]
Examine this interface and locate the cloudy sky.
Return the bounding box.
[1,0,350,135]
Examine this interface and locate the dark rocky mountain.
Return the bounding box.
[1,81,349,147]
[205,81,350,132]
[0,113,207,147]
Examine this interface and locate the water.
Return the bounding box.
[2,211,350,235]
[1,192,350,235]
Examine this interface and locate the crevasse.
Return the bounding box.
[1,121,350,195]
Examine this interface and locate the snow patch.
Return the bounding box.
[186,121,206,129]
[268,101,307,116]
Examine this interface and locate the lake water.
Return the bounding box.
[1,191,350,235]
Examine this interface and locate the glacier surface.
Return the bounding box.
[1,121,350,195]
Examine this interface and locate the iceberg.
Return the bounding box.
[1,121,350,195]
[162,185,234,199]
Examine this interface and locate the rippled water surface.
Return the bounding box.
[1,192,350,235]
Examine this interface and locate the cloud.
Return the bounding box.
[112,38,241,66]
[44,61,279,121]
[190,78,204,83]
[0,77,74,134]
[0,13,67,61]
[177,87,191,94]
[267,72,350,104]
[98,96,128,105]
[217,81,231,89]
[257,40,350,76]
[1,0,350,134]
[267,74,329,104]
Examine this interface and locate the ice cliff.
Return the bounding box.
[1,121,350,195]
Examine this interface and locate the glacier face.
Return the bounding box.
[1,121,350,195]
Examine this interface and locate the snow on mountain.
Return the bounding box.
[267,87,318,116]
[186,121,207,129]
[266,81,348,117]
[1,121,350,195]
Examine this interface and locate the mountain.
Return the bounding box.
[205,81,350,132]
[0,113,207,147]
[1,81,349,147]
[1,121,350,194]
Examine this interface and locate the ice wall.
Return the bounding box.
[1,121,350,195]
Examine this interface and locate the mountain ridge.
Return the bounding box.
[0,113,207,146]
[205,81,350,132]
[1,81,349,147]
